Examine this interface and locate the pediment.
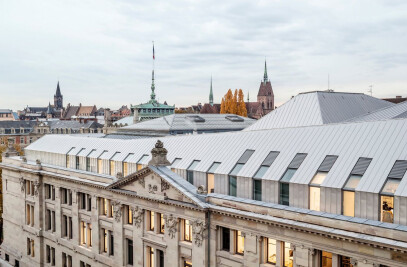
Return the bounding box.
[107,167,202,207]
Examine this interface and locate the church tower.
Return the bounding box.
[54,81,63,110]
[257,60,274,114]
[209,76,214,106]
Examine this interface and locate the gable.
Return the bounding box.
[108,168,197,206]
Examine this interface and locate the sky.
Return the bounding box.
[1,0,407,111]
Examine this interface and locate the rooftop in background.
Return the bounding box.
[244,91,394,131]
[114,113,255,136]
[383,96,407,104]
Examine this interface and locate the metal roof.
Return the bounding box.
[244,91,394,131]
[119,114,255,133]
[347,100,407,122]
[24,117,407,196]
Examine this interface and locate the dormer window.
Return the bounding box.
[279,153,307,206]
[229,150,255,197]
[187,160,200,185]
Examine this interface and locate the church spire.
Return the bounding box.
[209,76,214,106]
[55,81,62,97]
[263,60,269,83]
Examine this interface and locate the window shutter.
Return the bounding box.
[318,155,338,172]
[288,153,307,169]
[388,160,407,179]
[350,158,372,175]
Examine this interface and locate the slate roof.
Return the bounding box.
[0,109,12,114]
[46,120,102,130]
[245,91,393,131]
[114,116,133,126]
[0,121,38,129]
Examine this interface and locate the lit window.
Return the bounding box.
[184,260,192,267]
[110,160,115,176]
[160,213,165,234]
[149,211,155,231]
[321,251,332,267]
[97,159,103,174]
[207,173,215,193]
[235,231,244,255]
[380,195,394,223]
[309,186,321,211]
[343,191,355,217]
[266,238,277,264]
[184,219,192,242]
[123,162,128,176]
[283,242,293,267]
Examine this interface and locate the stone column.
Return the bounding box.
[276,240,283,267]
[54,186,62,238]
[91,195,100,257]
[133,206,145,267]
[332,253,339,267]
[163,214,179,267]
[71,190,79,245]
[243,233,261,267]
[293,245,314,267]
[191,219,208,267]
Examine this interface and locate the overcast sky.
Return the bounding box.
[1,0,407,110]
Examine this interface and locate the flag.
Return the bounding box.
[153,43,155,60]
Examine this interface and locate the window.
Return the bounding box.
[266,238,277,264]
[321,251,333,267]
[308,158,334,211]
[184,260,192,267]
[66,147,75,168]
[137,154,149,171]
[123,162,128,176]
[279,153,307,205]
[79,193,91,211]
[183,219,192,242]
[148,247,154,267]
[75,156,80,170]
[27,238,34,257]
[61,188,72,205]
[254,151,280,178]
[62,253,72,267]
[46,245,55,266]
[229,176,237,197]
[253,179,262,201]
[62,215,72,239]
[109,231,114,256]
[110,160,115,176]
[127,239,133,265]
[187,160,200,184]
[283,242,293,267]
[171,158,181,172]
[26,203,34,226]
[26,180,34,196]
[160,213,165,234]
[221,227,230,251]
[46,209,55,232]
[207,162,220,193]
[235,230,244,255]
[379,160,407,223]
[149,211,155,231]
[80,221,92,248]
[102,229,108,253]
[124,205,133,224]
[45,184,55,200]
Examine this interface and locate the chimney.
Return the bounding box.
[148,140,171,166]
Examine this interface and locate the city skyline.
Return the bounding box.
[1,0,407,110]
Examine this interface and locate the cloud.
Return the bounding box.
[0,0,407,110]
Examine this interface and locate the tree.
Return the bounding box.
[238,89,247,117]
[220,98,226,114]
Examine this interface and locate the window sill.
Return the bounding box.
[216,250,244,263]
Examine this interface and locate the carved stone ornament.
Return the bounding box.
[192,220,208,247]
[161,179,170,192]
[308,248,316,256]
[148,184,158,194]
[35,159,41,165]
[112,201,122,223]
[33,180,41,196]
[350,258,358,266]
[148,140,171,166]
[19,177,25,192]
[138,176,145,188]
[164,214,178,239]
[132,206,144,228]
[116,172,123,179]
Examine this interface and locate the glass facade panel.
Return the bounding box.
[381,178,401,195]
[310,172,327,185]
[343,191,355,217]
[381,195,394,223]
[343,175,362,190]
[188,160,200,170]
[280,169,296,182]
[184,220,192,242]
[253,180,262,201]
[208,162,221,173]
[321,251,332,267]
[280,183,290,205]
[254,166,268,179]
[230,163,244,176]
[309,186,320,211]
[229,176,237,197]
[266,238,277,264]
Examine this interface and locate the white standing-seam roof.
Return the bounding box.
[347,100,407,122]
[25,117,407,195]
[244,91,394,131]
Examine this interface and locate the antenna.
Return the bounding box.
[368,85,373,96]
[328,74,330,91]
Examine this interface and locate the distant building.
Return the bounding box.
[20,82,64,120]
[0,121,49,147]
[383,95,407,104]
[131,70,174,123]
[201,61,275,119]
[61,104,98,121]
[0,109,17,121]
[112,113,255,137]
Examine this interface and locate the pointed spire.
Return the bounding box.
[263,59,269,83]
[209,76,214,106]
[247,91,250,102]
[47,102,53,114]
[55,81,62,97]
[150,70,156,101]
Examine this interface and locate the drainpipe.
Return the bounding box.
[207,209,211,267]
